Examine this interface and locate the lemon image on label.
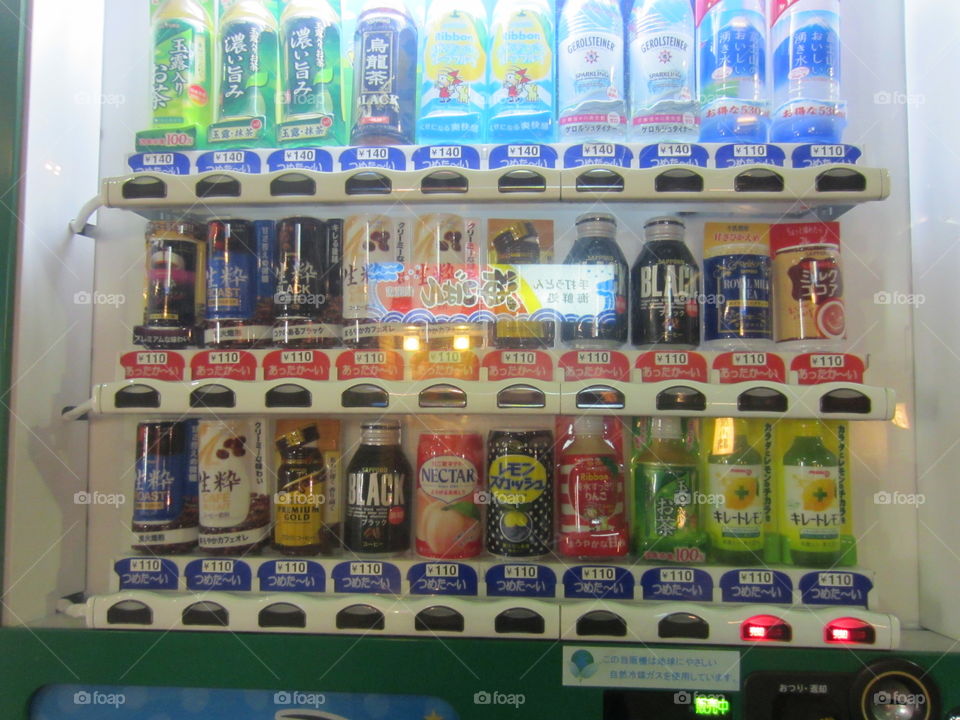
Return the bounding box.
[802,477,836,512]
[499,510,532,543]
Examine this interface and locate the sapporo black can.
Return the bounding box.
[485,429,554,557]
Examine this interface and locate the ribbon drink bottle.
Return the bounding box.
[490,221,555,349]
[350,0,418,145]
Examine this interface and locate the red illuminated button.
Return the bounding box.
[825,617,876,644]
[741,615,792,642]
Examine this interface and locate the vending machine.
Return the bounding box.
[2,0,957,718]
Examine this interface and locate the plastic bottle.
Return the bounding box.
[350,0,419,146]
[703,418,766,565]
[770,0,845,143]
[211,0,280,147]
[696,0,769,142]
[150,0,214,144]
[779,420,841,567]
[417,0,488,144]
[561,213,628,348]
[278,0,345,145]
[627,0,699,143]
[487,0,556,143]
[557,0,627,141]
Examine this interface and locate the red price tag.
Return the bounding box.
[482,350,554,381]
[120,351,185,381]
[190,350,258,381]
[411,350,480,381]
[262,350,330,381]
[791,353,865,385]
[336,350,404,381]
[713,352,786,384]
[558,350,630,382]
[635,351,708,382]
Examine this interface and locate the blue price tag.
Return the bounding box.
[411,145,481,170]
[266,147,333,173]
[638,143,710,168]
[719,569,793,604]
[485,563,556,598]
[488,143,557,169]
[791,144,861,168]
[407,562,478,596]
[185,558,252,591]
[640,567,713,601]
[563,566,634,600]
[563,143,633,168]
[257,559,326,592]
[128,152,191,175]
[196,150,261,174]
[338,146,407,171]
[714,143,786,168]
[115,557,179,590]
[332,560,401,594]
[799,571,872,607]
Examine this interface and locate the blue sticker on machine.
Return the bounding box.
[266,147,333,173]
[714,144,786,168]
[563,143,633,168]
[800,571,872,607]
[791,143,861,167]
[184,558,252,591]
[338,146,407,171]
[411,145,481,170]
[196,150,262,174]
[114,557,179,590]
[563,566,634,600]
[258,560,326,592]
[640,567,713,601]
[488,144,557,169]
[719,569,793,604]
[637,143,710,168]
[408,562,479,596]
[127,152,191,175]
[332,560,401,594]
[485,563,556,598]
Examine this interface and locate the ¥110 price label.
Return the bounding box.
[563,566,634,600]
[635,351,708,382]
[190,350,258,381]
[262,349,330,381]
[639,567,713,601]
[257,560,326,592]
[485,563,557,598]
[799,572,872,607]
[483,350,554,381]
[332,560,401,594]
[558,350,630,382]
[120,350,185,381]
[719,569,793,604]
[185,558,252,591]
[713,352,787,384]
[408,562,478,596]
[115,557,179,590]
[714,143,786,168]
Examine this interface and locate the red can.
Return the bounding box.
[415,433,483,559]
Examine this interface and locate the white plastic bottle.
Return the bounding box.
[628,0,699,143]
[557,0,627,141]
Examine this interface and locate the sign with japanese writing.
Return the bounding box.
[190,350,258,381]
[719,569,793,604]
[799,571,872,607]
[563,143,633,169]
[713,143,785,168]
[266,147,333,173]
[485,563,557,598]
[563,566,634,600]
[791,353,865,385]
[411,145,481,170]
[257,559,326,592]
[639,567,713,601]
[562,646,740,690]
[559,350,630,382]
[185,558,252,591]
[713,352,786,384]
[636,351,709,383]
[332,560,401,594]
[488,143,558,169]
[262,349,330,381]
[408,562,478,596]
[483,350,554,382]
[128,152,192,175]
[335,349,403,381]
[792,144,861,168]
[120,351,186,382]
[638,143,710,169]
[115,557,179,590]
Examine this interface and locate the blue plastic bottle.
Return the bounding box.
[628,0,699,143]
[416,0,488,143]
[487,0,556,143]
[557,0,627,141]
[696,0,769,142]
[770,0,845,143]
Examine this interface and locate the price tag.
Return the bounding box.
[335,349,404,381]
[262,349,330,381]
[799,571,872,607]
[266,147,333,173]
[713,352,786,384]
[410,349,479,381]
[127,152,191,175]
[640,567,713,601]
[714,143,786,168]
[196,150,261,174]
[791,144,861,168]
[190,350,258,381]
[558,350,630,382]
[563,143,633,168]
[791,353,865,385]
[338,146,407,171]
[487,143,557,169]
[635,351,708,382]
[411,145,480,170]
[331,560,401,594]
[257,559,326,592]
[115,557,179,590]
[408,562,478,596]
[482,350,554,381]
[638,143,710,168]
[185,558,252,591]
[485,563,556,598]
[719,569,793,604]
[120,350,185,381]
[563,566,634,600]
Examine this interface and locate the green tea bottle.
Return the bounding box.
[704,418,766,565]
[278,0,344,144]
[209,0,279,147]
[780,420,842,567]
[632,416,706,563]
[150,0,214,146]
